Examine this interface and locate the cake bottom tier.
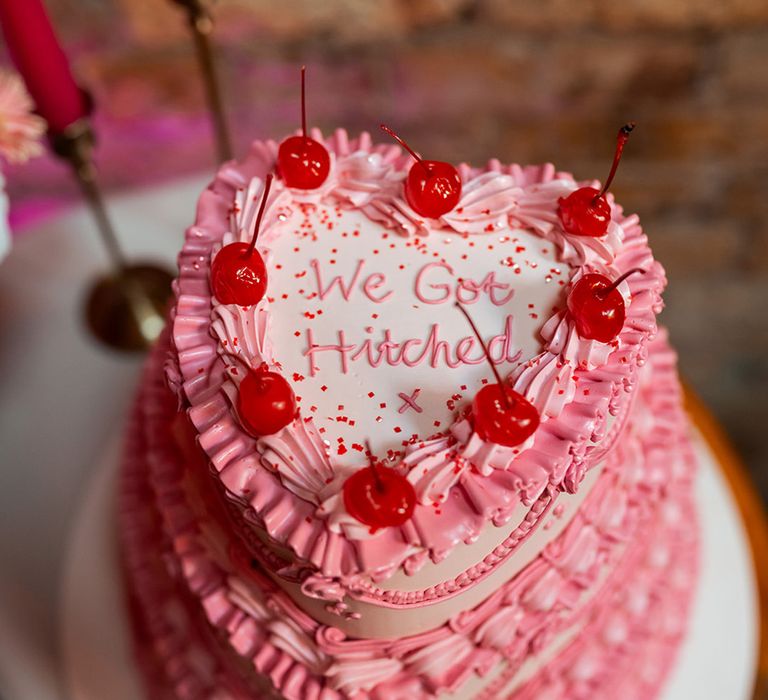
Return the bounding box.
[119,332,699,700]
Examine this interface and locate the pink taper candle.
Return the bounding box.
[0,0,88,133]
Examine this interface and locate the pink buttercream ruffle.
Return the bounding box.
[119,328,698,700]
[170,129,667,601]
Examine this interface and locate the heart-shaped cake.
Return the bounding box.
[121,128,699,699]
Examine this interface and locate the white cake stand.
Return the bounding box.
[56,425,760,700]
[0,178,763,699]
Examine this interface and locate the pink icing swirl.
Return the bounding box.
[440,170,521,234]
[512,178,624,266]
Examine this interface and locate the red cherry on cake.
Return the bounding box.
[567,268,646,343]
[279,136,330,190]
[210,173,274,305]
[471,383,540,447]
[380,124,462,219]
[558,187,613,238]
[277,66,330,190]
[455,303,540,447]
[343,443,416,531]
[558,123,636,238]
[237,363,297,436]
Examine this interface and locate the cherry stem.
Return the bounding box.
[455,302,511,410]
[300,65,308,139]
[380,124,432,174]
[596,267,646,299]
[597,122,636,200]
[246,173,274,257]
[365,439,385,493]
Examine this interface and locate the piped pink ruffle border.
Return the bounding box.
[119,328,698,700]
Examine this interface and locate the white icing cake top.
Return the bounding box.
[261,204,565,466]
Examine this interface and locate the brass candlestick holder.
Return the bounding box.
[50,118,174,352]
[172,0,233,163]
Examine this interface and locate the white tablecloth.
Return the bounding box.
[0,175,207,699]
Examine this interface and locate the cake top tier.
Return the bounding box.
[169,129,665,585]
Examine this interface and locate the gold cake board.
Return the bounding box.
[684,384,768,700]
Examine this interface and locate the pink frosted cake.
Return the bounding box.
[119,125,699,699]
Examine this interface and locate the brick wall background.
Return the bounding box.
[3,0,768,501]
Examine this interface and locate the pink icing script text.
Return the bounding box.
[304,316,521,376]
[311,259,515,306]
[302,259,522,375]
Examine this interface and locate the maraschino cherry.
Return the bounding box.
[380,124,462,219]
[567,268,646,343]
[558,122,636,238]
[277,66,330,190]
[343,441,416,532]
[210,173,274,306]
[456,303,540,447]
[237,363,297,436]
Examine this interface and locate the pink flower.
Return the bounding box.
[0,70,46,164]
